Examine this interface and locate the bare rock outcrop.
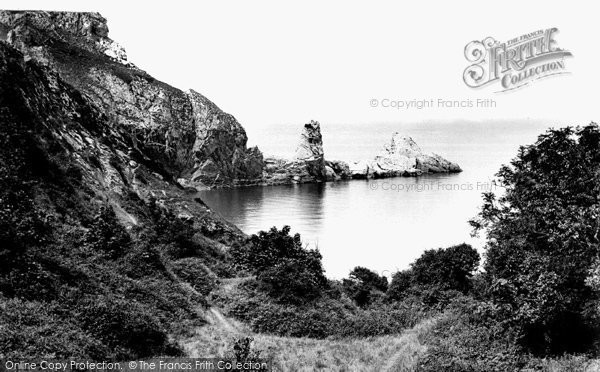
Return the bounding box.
[349,133,461,178]
[0,10,263,188]
[263,120,352,184]
[291,120,327,181]
[187,90,264,186]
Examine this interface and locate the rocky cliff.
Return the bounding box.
[0,10,263,189]
[0,10,250,241]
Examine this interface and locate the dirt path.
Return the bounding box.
[380,318,438,372]
[206,308,237,333]
[181,303,438,371]
[178,276,439,370]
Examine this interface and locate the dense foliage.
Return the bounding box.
[0,44,229,360]
[387,243,480,301]
[471,124,600,354]
[231,226,328,304]
[342,266,388,307]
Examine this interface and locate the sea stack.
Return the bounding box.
[294,120,327,180]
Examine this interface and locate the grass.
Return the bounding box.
[179,278,439,371]
[179,277,600,371]
[181,306,438,372]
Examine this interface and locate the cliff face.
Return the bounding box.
[187,90,264,186]
[0,10,249,243]
[0,10,263,188]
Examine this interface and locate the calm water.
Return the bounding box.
[198,120,554,278]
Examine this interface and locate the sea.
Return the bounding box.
[197,120,554,279]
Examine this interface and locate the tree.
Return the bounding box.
[342,267,388,307]
[386,244,479,303]
[386,270,413,301]
[232,226,328,303]
[411,243,479,292]
[471,123,600,354]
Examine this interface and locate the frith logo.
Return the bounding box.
[463,28,572,92]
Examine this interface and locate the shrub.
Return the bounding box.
[470,124,600,353]
[342,266,388,307]
[232,226,327,303]
[0,297,109,360]
[74,295,181,359]
[171,257,218,297]
[119,241,167,280]
[214,277,433,339]
[337,298,433,337]
[387,244,479,302]
[146,197,197,258]
[84,206,131,258]
[386,270,413,301]
[225,337,265,365]
[411,243,479,292]
[417,297,526,372]
[258,258,325,304]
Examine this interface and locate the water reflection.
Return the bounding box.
[198,172,483,279]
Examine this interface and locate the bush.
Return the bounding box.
[0,105,51,264]
[146,197,197,258]
[171,257,218,297]
[417,297,526,372]
[337,298,433,337]
[342,266,388,307]
[74,295,181,359]
[232,226,327,303]
[387,244,479,302]
[213,277,433,339]
[411,243,479,292]
[0,297,109,360]
[225,337,266,367]
[257,257,324,304]
[470,124,600,353]
[386,270,413,301]
[119,241,167,280]
[84,206,131,258]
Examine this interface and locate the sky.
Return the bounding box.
[2,1,599,140]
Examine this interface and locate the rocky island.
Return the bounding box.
[348,133,462,179]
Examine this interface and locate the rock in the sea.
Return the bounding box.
[325,160,352,180]
[262,121,354,184]
[293,120,327,180]
[263,120,327,184]
[350,133,461,178]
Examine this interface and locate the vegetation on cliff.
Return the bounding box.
[0,40,236,360]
